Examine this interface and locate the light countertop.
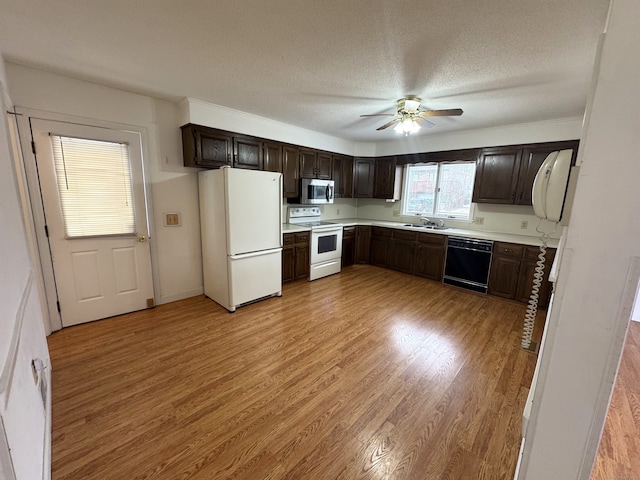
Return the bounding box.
[284,218,559,248]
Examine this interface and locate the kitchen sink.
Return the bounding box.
[403,224,449,231]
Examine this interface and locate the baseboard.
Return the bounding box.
[157,287,204,305]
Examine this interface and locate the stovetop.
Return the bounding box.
[287,206,342,229]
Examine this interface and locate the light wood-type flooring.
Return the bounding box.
[48,265,545,479]
[591,320,640,479]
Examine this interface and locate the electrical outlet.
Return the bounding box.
[475,216,484,225]
[336,208,340,215]
[520,220,528,230]
[393,210,400,217]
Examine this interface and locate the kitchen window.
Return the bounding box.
[401,162,476,220]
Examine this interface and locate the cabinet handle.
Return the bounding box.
[511,191,515,202]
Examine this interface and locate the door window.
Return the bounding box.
[51,135,135,238]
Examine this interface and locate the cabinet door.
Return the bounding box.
[282,246,295,284]
[488,255,521,299]
[414,244,445,281]
[299,149,318,179]
[374,156,397,199]
[472,147,522,204]
[516,142,578,205]
[317,153,332,179]
[342,156,354,198]
[354,158,375,198]
[370,235,390,267]
[342,231,356,267]
[233,136,263,170]
[332,155,344,197]
[516,248,556,308]
[282,146,299,198]
[294,244,310,280]
[184,126,232,168]
[355,226,371,264]
[263,141,283,173]
[389,239,415,274]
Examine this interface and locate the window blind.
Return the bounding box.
[51,135,135,238]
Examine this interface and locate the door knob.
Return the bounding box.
[138,235,148,242]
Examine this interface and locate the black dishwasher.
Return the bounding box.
[443,237,494,293]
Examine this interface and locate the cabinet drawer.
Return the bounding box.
[417,232,446,245]
[371,226,392,237]
[524,245,555,261]
[343,226,356,238]
[283,234,294,245]
[294,232,310,243]
[393,230,417,242]
[494,242,524,258]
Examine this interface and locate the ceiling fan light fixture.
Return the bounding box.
[394,116,421,135]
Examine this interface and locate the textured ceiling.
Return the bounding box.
[0,0,610,142]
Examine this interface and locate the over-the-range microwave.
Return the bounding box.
[301,178,334,204]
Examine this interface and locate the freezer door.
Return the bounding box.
[228,248,282,309]
[225,169,282,255]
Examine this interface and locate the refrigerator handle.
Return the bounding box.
[230,248,282,260]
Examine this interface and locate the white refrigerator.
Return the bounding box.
[199,167,283,312]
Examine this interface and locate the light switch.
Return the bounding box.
[165,213,181,226]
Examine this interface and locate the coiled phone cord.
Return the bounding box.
[521,223,554,350]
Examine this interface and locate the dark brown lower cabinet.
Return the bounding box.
[355,226,371,264]
[516,247,556,308]
[414,232,446,281]
[489,241,556,308]
[370,227,392,268]
[282,232,310,283]
[488,255,522,299]
[342,226,356,267]
[388,230,417,274]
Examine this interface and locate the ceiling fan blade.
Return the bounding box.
[377,118,401,131]
[419,108,464,117]
[416,117,435,128]
[360,113,397,117]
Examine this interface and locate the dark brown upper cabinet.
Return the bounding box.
[354,158,375,198]
[263,141,283,173]
[374,156,397,199]
[182,124,232,168]
[332,154,354,198]
[472,147,522,204]
[283,145,300,198]
[233,135,263,170]
[515,140,579,206]
[473,141,579,205]
[299,149,332,179]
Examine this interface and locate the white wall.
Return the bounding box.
[7,63,204,307]
[356,199,562,238]
[0,54,51,480]
[518,0,640,477]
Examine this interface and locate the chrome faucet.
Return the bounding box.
[419,215,445,227]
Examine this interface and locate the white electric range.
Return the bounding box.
[287,207,343,281]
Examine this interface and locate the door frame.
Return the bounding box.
[14,107,159,332]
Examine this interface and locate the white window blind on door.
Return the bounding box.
[51,135,136,238]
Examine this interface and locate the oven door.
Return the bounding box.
[310,226,343,264]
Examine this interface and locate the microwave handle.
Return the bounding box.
[326,184,331,202]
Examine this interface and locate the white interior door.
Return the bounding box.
[30,119,154,327]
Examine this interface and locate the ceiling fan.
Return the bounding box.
[360,97,463,134]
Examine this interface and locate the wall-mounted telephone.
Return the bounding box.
[522,149,574,351]
[532,149,573,222]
